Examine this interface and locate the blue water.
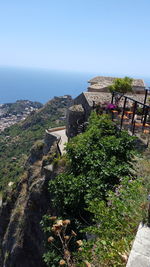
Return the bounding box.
[0,67,94,104]
[0,67,149,104]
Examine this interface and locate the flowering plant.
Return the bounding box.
[106,103,117,110]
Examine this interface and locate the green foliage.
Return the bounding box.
[31,140,45,152]
[41,215,61,267]
[41,216,80,267]
[136,106,143,115]
[108,77,133,95]
[43,113,148,266]
[147,97,150,105]
[81,176,147,267]
[0,96,71,190]
[49,113,135,221]
[41,215,62,267]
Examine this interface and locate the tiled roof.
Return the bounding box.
[88,76,145,87]
[83,92,146,107]
[83,92,111,106]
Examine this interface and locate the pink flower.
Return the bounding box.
[107,103,117,110]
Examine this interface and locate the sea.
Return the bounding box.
[0,66,150,104]
[0,67,94,104]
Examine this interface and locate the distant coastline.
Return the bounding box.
[0,66,149,104]
[0,67,91,104]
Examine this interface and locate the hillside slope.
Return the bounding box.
[0,95,72,190]
[0,130,64,267]
[1,100,43,116]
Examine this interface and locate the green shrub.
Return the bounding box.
[43,113,137,266]
[49,114,135,218]
[80,176,147,267]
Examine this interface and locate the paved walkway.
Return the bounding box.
[127,223,150,267]
[51,129,68,154]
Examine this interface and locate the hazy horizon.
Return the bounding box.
[1,1,150,103]
[0,66,150,104]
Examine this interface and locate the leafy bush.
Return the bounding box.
[80,176,147,267]
[41,216,84,267]
[43,113,137,266]
[108,77,133,95]
[49,113,135,219]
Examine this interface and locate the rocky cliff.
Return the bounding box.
[0,131,64,267]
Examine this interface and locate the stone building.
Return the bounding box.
[66,76,146,139]
[88,76,145,94]
[73,92,111,120]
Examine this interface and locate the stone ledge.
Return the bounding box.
[126,223,150,267]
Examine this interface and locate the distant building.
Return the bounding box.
[88,76,145,94]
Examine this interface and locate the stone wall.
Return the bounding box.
[88,86,109,93]
[44,130,61,154]
[74,93,91,119]
[66,104,85,139]
[126,223,150,267]
[88,86,145,94]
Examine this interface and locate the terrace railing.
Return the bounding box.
[111,91,150,146]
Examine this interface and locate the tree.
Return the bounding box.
[108,77,133,105]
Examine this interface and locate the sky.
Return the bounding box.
[0,0,150,77]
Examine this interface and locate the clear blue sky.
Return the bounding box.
[1,0,150,77]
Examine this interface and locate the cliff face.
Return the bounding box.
[0,132,63,267]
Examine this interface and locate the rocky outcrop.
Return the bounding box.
[0,133,64,267]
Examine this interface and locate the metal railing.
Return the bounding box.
[111,91,150,146]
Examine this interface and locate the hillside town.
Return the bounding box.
[0,100,43,131]
[0,96,72,132]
